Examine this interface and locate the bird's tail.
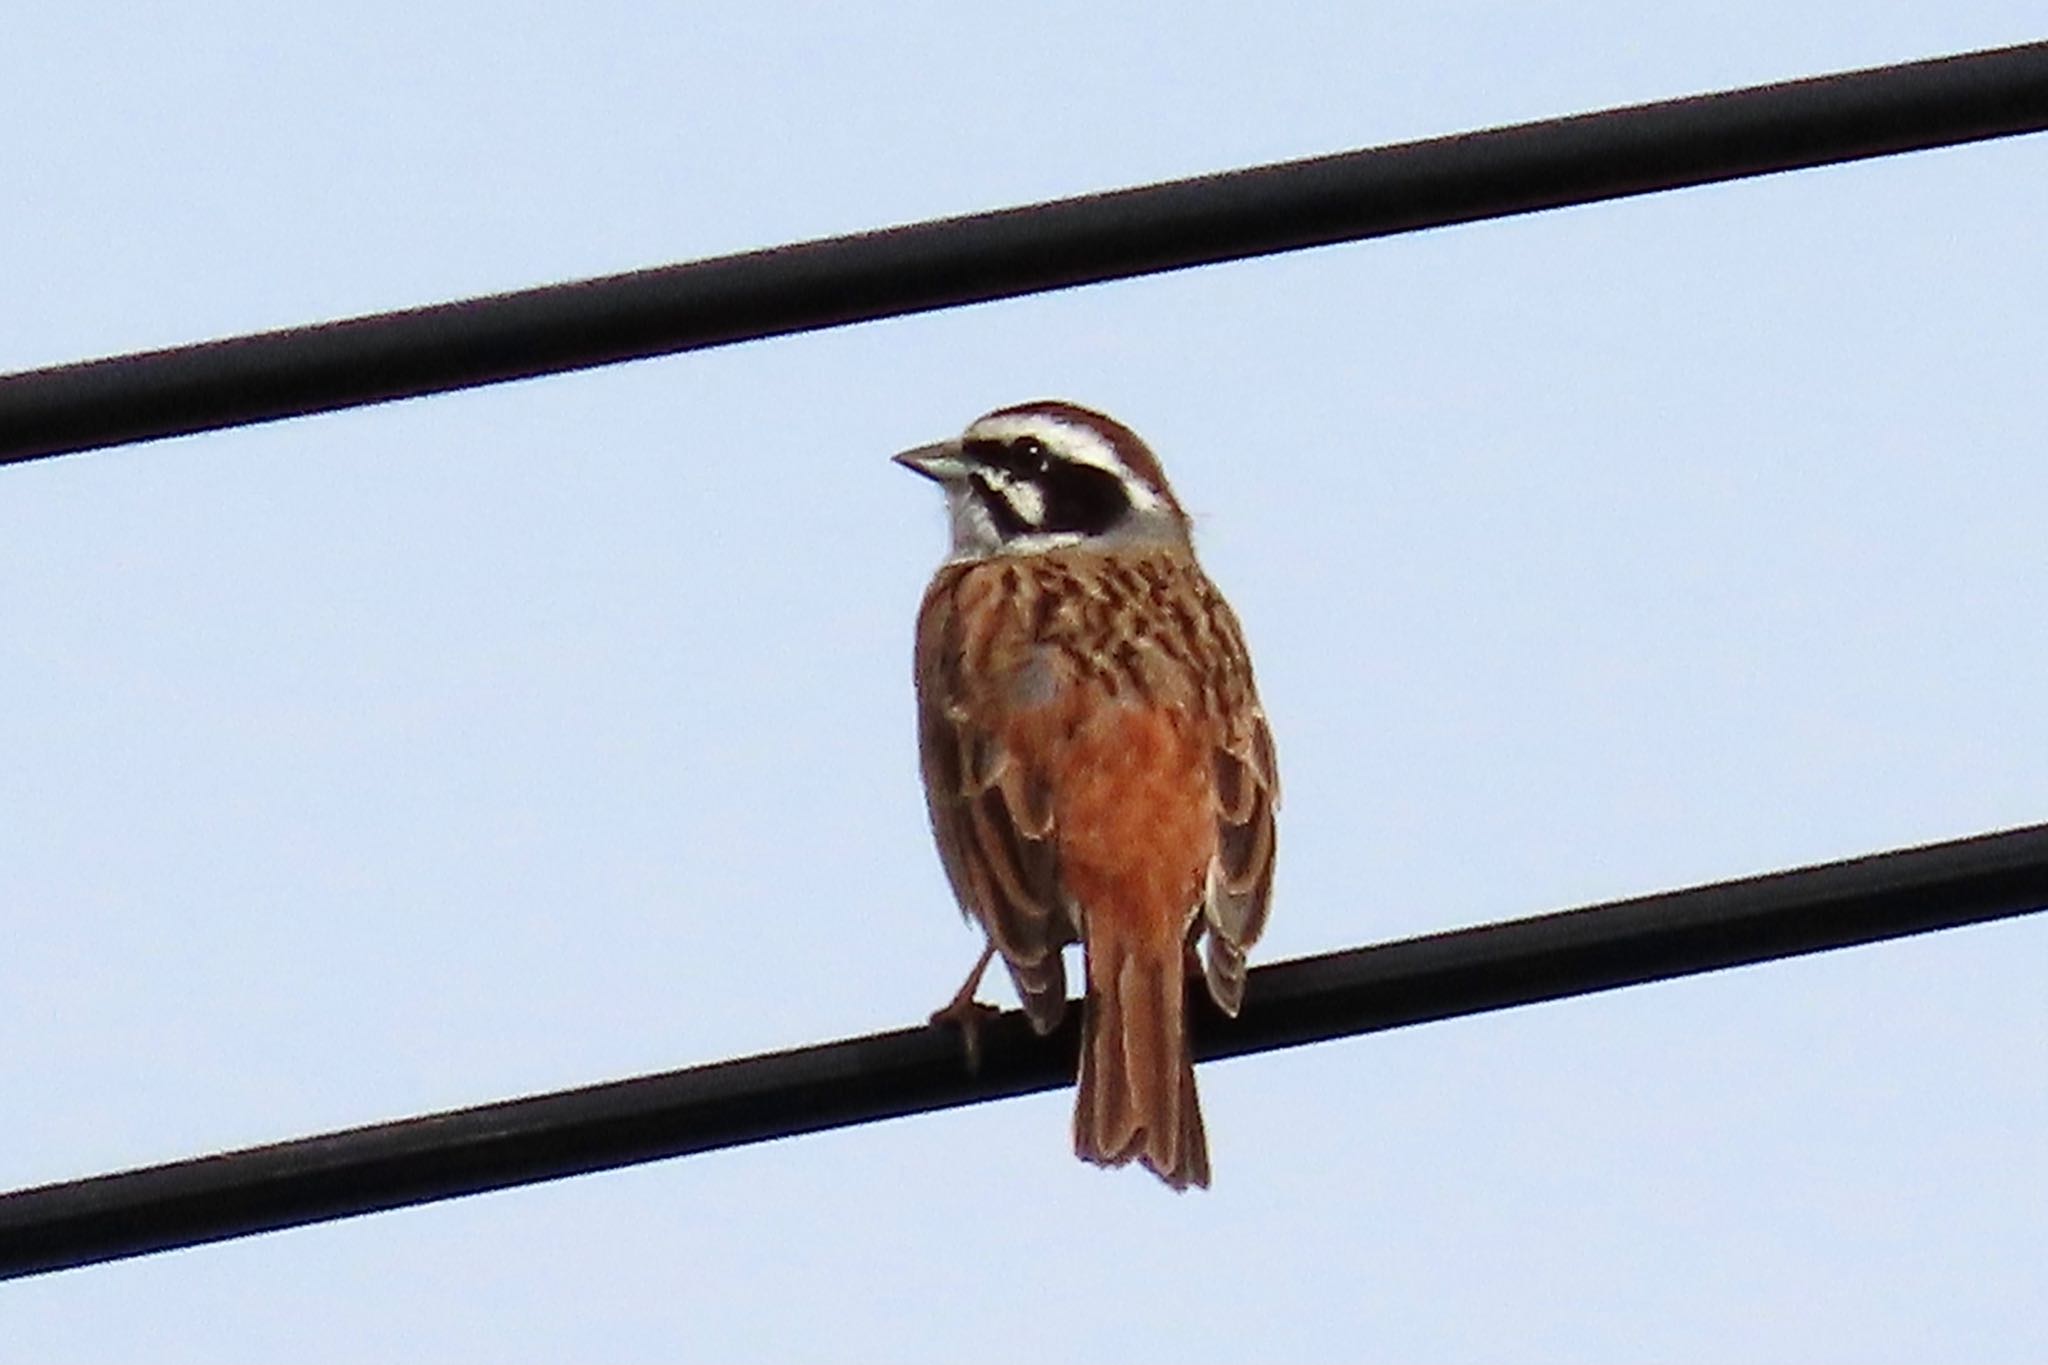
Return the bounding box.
[1072,932,1210,1190]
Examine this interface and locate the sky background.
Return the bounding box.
[6,4,2048,1360]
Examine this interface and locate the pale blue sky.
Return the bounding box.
[6,5,2048,1360]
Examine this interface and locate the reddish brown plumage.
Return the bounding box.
[1059,703,1214,1186]
[905,401,1275,1189]
[913,523,1276,1188]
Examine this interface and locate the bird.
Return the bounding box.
[897,399,1278,1190]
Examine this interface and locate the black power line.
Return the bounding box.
[3,40,2046,467]
[4,820,2046,1281]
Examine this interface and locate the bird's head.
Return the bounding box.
[896,401,1190,560]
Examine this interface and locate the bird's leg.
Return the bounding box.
[929,941,1002,1073]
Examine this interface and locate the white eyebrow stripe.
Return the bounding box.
[966,414,1123,476]
[962,413,1167,515]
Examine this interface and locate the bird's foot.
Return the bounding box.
[930,943,1002,1073]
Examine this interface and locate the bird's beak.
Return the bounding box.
[892,440,967,483]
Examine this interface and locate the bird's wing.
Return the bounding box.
[915,574,1073,1033]
[1200,698,1279,1017]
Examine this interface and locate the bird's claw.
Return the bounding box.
[929,996,1002,1074]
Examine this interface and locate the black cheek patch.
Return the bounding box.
[1038,462,1129,537]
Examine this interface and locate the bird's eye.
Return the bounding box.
[1013,436,1051,474]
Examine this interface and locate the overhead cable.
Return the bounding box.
[2,40,2045,466]
[5,819,2046,1280]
